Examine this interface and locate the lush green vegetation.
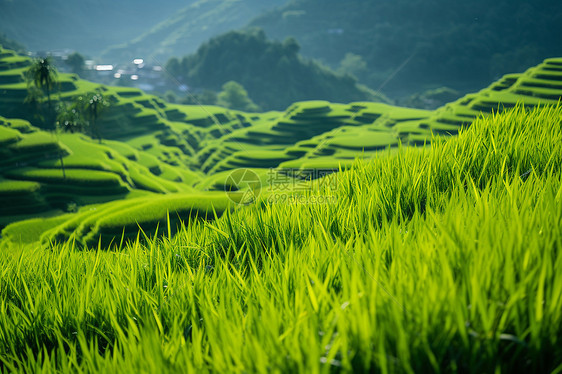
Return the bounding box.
[0,14,561,369]
[1,104,561,372]
[7,0,559,102]
[1,2,561,369]
[0,33,25,53]
[165,29,386,111]
[100,0,286,63]
[250,0,562,97]
[4,0,561,106]
[1,47,562,243]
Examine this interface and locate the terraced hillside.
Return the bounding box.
[200,57,562,172]
[1,46,561,247]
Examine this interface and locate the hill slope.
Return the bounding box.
[101,0,287,63]
[1,103,561,371]
[0,0,191,56]
[1,46,562,247]
[249,0,562,96]
[166,29,387,111]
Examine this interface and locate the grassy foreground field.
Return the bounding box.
[0,104,561,373]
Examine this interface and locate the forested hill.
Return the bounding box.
[0,0,191,55]
[249,0,562,96]
[100,0,287,64]
[165,29,386,111]
[0,33,25,53]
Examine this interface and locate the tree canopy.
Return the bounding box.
[56,92,109,142]
[0,32,25,52]
[165,29,385,111]
[25,57,58,127]
[65,52,86,76]
[217,81,260,112]
[250,0,562,96]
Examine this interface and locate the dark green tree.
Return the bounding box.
[338,53,367,80]
[65,52,85,76]
[56,100,88,134]
[165,57,182,80]
[0,33,26,52]
[26,58,65,177]
[181,90,218,106]
[283,37,300,56]
[199,90,218,106]
[26,57,58,121]
[56,92,109,142]
[217,81,260,112]
[23,85,45,122]
[53,101,90,180]
[164,90,178,103]
[165,29,384,110]
[84,92,109,143]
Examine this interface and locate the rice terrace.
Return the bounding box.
[0,0,561,372]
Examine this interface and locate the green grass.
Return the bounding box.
[0,104,560,372]
[1,50,561,185]
[1,214,73,244]
[7,132,60,151]
[0,119,204,227]
[8,168,125,187]
[0,179,39,194]
[0,117,33,133]
[40,192,232,248]
[278,157,356,171]
[0,49,562,373]
[0,125,20,144]
[326,131,399,150]
[127,165,183,193]
[38,135,131,177]
[0,178,48,216]
[1,49,562,245]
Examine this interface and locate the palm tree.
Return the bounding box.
[84,92,109,143]
[27,58,65,177]
[56,100,88,134]
[27,57,58,122]
[23,85,45,122]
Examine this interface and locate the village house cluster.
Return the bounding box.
[31,49,167,93]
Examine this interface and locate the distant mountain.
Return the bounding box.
[0,0,190,56]
[166,29,388,111]
[248,0,562,97]
[0,33,25,53]
[100,0,287,64]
